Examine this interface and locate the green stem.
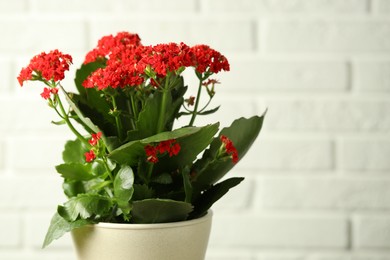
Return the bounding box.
[130,93,139,123]
[156,78,170,133]
[126,99,136,130]
[188,78,203,126]
[111,96,124,141]
[57,96,90,148]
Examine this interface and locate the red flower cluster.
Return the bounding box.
[84,32,142,64]
[81,32,230,90]
[144,139,181,164]
[17,50,72,86]
[40,87,58,100]
[85,132,102,162]
[89,132,102,146]
[84,150,96,163]
[220,135,239,164]
[190,45,230,74]
[83,44,146,90]
[139,43,192,77]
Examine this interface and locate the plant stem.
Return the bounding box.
[102,157,114,182]
[156,77,170,133]
[188,78,203,126]
[57,95,90,148]
[111,95,124,141]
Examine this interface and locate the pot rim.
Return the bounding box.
[94,210,213,230]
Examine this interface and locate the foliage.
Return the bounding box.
[18,32,266,248]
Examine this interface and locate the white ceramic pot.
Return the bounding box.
[71,211,213,260]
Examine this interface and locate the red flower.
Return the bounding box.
[18,50,72,86]
[190,45,230,74]
[139,42,192,77]
[220,135,239,164]
[50,88,59,94]
[17,67,32,86]
[89,132,102,146]
[144,144,158,163]
[82,45,145,90]
[84,32,142,64]
[84,150,96,163]
[144,139,181,164]
[202,79,220,87]
[169,142,181,157]
[40,88,52,100]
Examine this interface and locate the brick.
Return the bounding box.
[373,0,390,13]
[219,58,348,92]
[117,0,197,12]
[265,19,390,53]
[206,250,255,260]
[263,98,390,132]
[260,177,390,210]
[25,213,73,249]
[89,18,254,53]
[201,0,368,13]
[8,135,68,172]
[354,215,390,249]
[30,0,114,12]
[0,214,21,247]
[0,253,74,260]
[259,0,368,13]
[308,254,390,260]
[0,0,28,12]
[0,176,66,209]
[0,96,74,134]
[0,18,87,53]
[354,60,390,92]
[340,138,390,171]
[201,0,262,13]
[0,58,11,93]
[211,176,255,211]
[210,213,348,248]
[244,137,333,170]
[175,94,257,129]
[0,140,4,170]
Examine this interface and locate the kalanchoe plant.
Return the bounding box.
[18,32,265,248]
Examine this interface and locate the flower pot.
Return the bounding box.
[71,211,213,260]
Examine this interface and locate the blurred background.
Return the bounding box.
[1,0,390,259]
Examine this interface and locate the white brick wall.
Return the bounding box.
[1,0,389,259]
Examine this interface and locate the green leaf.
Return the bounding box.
[61,194,113,221]
[109,124,218,165]
[63,139,85,164]
[198,105,220,115]
[55,163,94,181]
[181,166,192,203]
[136,91,166,137]
[131,199,193,224]
[193,115,265,188]
[42,212,92,248]
[133,184,155,201]
[108,140,145,165]
[190,177,244,219]
[62,180,85,198]
[157,123,219,172]
[51,119,66,125]
[113,165,134,215]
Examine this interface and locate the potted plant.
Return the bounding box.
[18,32,265,260]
